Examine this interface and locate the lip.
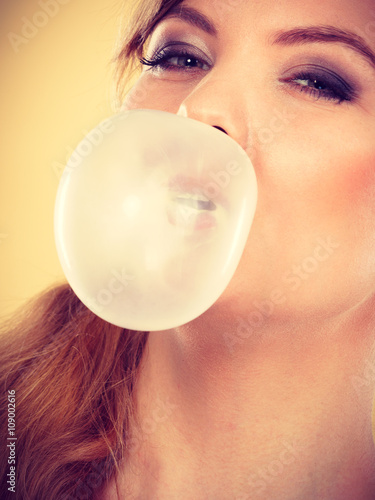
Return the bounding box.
[172,193,216,212]
[165,174,231,232]
[192,211,217,230]
[168,174,229,208]
[166,198,217,231]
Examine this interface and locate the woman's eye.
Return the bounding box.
[141,49,356,105]
[140,46,211,73]
[281,66,356,105]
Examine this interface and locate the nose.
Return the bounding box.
[177,76,250,151]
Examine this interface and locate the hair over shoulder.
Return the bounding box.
[0,283,148,499]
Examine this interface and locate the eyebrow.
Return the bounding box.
[162,5,217,36]
[271,25,375,71]
[158,9,375,72]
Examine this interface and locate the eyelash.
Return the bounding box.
[140,48,355,105]
[281,70,353,104]
[141,48,210,72]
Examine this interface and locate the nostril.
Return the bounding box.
[213,126,228,135]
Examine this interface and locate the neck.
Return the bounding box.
[124,298,375,498]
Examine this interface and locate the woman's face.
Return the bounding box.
[123,0,375,321]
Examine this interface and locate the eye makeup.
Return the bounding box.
[142,21,364,106]
[279,63,358,104]
[141,42,212,72]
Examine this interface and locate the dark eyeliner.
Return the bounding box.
[140,43,211,72]
[280,64,357,104]
[142,43,358,105]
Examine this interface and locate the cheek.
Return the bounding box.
[121,74,195,113]
[266,120,375,292]
[303,133,375,240]
[330,150,375,276]
[250,115,375,257]
[332,154,375,230]
[263,116,375,234]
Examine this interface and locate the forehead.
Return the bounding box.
[157,0,375,69]
[177,0,375,32]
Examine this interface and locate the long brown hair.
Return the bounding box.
[0,1,182,498]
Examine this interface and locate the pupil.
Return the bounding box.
[313,79,326,90]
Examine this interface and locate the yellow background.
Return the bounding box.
[0,0,124,319]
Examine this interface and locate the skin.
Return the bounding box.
[106,0,375,498]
